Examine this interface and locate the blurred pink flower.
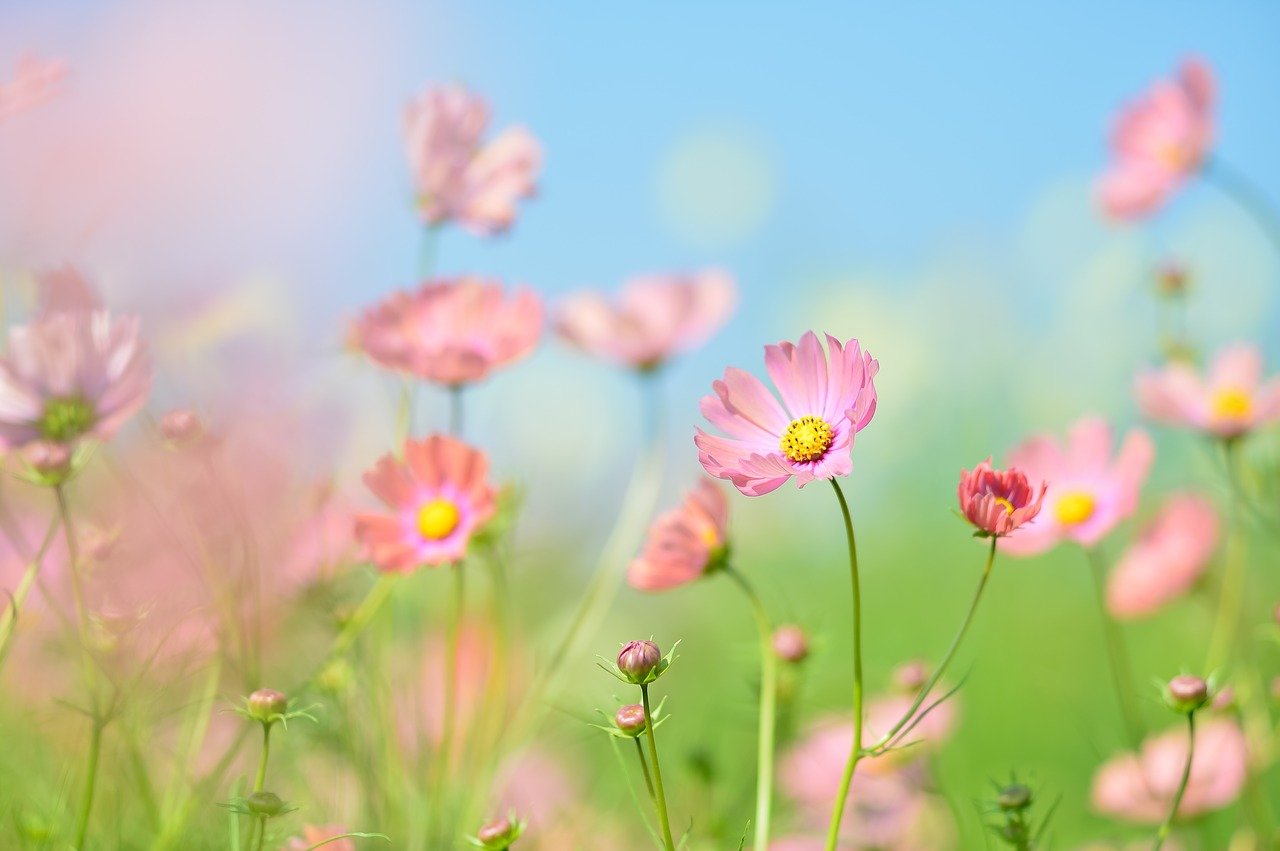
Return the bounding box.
[282,482,361,590]
[397,620,499,753]
[36,264,101,317]
[628,479,729,591]
[555,269,736,370]
[355,435,497,571]
[1097,58,1214,219]
[1091,718,1247,823]
[351,277,542,387]
[282,824,354,851]
[0,310,151,452]
[0,53,67,124]
[696,331,878,496]
[403,84,541,235]
[1107,493,1219,619]
[1135,343,1280,439]
[957,458,1046,538]
[1003,417,1154,555]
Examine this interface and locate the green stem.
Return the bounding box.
[633,736,656,801]
[254,724,271,793]
[1204,157,1280,256]
[72,719,103,850]
[864,536,997,755]
[0,514,60,671]
[1153,713,1196,850]
[253,817,266,851]
[1084,548,1145,752]
[823,479,863,851]
[640,684,676,851]
[724,566,777,850]
[439,562,466,776]
[324,574,396,670]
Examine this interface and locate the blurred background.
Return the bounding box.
[1,1,1279,848]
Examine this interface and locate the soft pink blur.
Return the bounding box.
[628,478,728,591]
[1135,343,1280,438]
[0,53,66,124]
[1107,493,1219,619]
[956,458,1045,538]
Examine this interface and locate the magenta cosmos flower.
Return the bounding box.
[556,269,736,370]
[1097,58,1214,220]
[1136,343,1280,439]
[628,479,729,591]
[696,332,878,496]
[957,458,1046,538]
[1001,417,1154,555]
[0,53,67,124]
[355,435,497,571]
[0,310,151,453]
[1091,719,1246,823]
[403,83,541,236]
[1106,493,1218,620]
[352,277,542,387]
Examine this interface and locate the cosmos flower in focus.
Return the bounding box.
[696,331,878,496]
[1097,58,1214,220]
[556,270,736,370]
[403,83,541,235]
[0,53,67,124]
[355,435,497,571]
[956,459,1046,539]
[1106,493,1218,619]
[351,277,542,387]
[628,479,729,591]
[1135,343,1280,439]
[1002,418,1154,555]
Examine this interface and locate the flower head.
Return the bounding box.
[628,479,729,591]
[1106,493,1218,619]
[404,84,541,235]
[616,639,662,683]
[556,270,735,370]
[1163,674,1210,714]
[1136,343,1280,439]
[355,435,497,571]
[957,459,1046,538]
[613,703,647,736]
[352,277,542,387]
[1002,417,1154,555]
[1097,58,1214,219]
[696,332,878,496]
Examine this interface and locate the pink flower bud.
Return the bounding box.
[614,703,647,736]
[772,624,809,663]
[956,459,1045,538]
[476,816,519,849]
[617,640,661,682]
[25,440,71,473]
[892,659,930,692]
[248,688,288,724]
[160,408,203,445]
[1165,674,1209,714]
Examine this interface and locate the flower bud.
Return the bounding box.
[996,783,1032,812]
[476,816,519,849]
[247,688,288,724]
[246,791,285,817]
[772,624,809,663]
[614,703,647,736]
[160,408,203,445]
[1211,686,1236,712]
[1164,674,1209,714]
[1155,264,1189,298]
[617,640,662,682]
[26,440,71,473]
[892,659,929,693]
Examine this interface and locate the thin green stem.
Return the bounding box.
[724,566,777,850]
[0,514,60,671]
[72,719,103,850]
[864,536,997,755]
[1084,547,1145,752]
[253,724,271,793]
[439,562,466,776]
[1153,713,1196,850]
[253,817,267,851]
[1204,157,1280,256]
[640,684,676,851]
[823,479,863,851]
[323,574,396,672]
[633,736,656,801]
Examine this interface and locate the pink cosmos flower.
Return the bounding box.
[1091,719,1247,823]
[283,825,354,851]
[0,310,151,452]
[696,332,878,496]
[355,435,497,571]
[0,53,67,124]
[403,84,541,235]
[628,479,729,590]
[555,270,736,370]
[36,265,101,317]
[1135,343,1280,439]
[1097,58,1214,220]
[351,277,542,387]
[1107,493,1219,619]
[957,459,1046,538]
[1002,417,1154,555]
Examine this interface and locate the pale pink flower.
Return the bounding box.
[1107,493,1219,619]
[696,332,878,496]
[396,620,502,754]
[628,479,729,591]
[1003,417,1154,555]
[1135,343,1280,439]
[351,277,542,387]
[0,53,67,124]
[1097,58,1214,219]
[36,265,101,317]
[283,825,354,851]
[403,84,541,235]
[556,270,736,370]
[355,435,497,571]
[1091,719,1247,823]
[956,459,1046,538]
[0,310,151,452]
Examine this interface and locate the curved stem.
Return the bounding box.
[640,684,676,851]
[1203,157,1280,256]
[1153,712,1196,851]
[724,566,777,850]
[1084,547,1145,752]
[823,479,863,851]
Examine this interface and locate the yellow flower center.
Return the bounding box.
[1211,388,1253,420]
[1054,491,1096,526]
[993,496,1015,516]
[417,498,461,540]
[780,416,834,463]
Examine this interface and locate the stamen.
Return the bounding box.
[417,498,461,540]
[1054,492,1096,526]
[780,415,834,463]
